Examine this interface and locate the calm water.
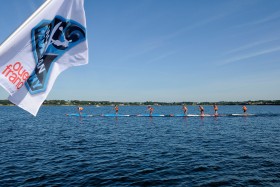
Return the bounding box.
[0,105,280,186]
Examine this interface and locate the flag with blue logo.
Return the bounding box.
[0,0,88,116]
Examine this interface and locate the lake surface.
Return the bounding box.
[0,105,280,186]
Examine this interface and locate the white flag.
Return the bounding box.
[0,0,88,116]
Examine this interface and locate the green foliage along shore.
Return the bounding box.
[1,100,280,106]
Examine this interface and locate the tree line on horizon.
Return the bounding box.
[0,100,280,106]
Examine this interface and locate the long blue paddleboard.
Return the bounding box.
[66,113,256,117]
[136,114,165,117]
[101,114,130,117]
[231,114,255,116]
[66,113,93,117]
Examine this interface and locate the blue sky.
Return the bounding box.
[0,0,280,102]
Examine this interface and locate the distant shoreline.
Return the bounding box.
[0,100,280,106]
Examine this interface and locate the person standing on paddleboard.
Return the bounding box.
[182,105,188,115]
[199,105,204,116]
[213,104,218,116]
[77,106,84,116]
[114,105,119,115]
[147,106,154,116]
[242,105,247,114]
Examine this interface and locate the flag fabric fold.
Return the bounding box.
[0,0,88,116]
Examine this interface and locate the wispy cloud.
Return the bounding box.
[144,50,178,65]
[162,0,258,41]
[118,14,224,62]
[232,11,280,29]
[221,46,280,65]
[164,15,224,40]
[224,37,280,55]
[118,40,164,63]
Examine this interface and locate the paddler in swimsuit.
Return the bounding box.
[147,106,154,116]
[182,105,188,115]
[242,105,247,114]
[77,106,84,116]
[114,105,119,115]
[213,104,218,116]
[199,105,204,116]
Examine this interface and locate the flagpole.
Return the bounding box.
[0,0,53,49]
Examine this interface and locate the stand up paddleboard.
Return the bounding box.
[101,114,130,117]
[66,114,93,117]
[66,113,256,117]
[231,114,255,116]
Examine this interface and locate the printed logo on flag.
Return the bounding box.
[26,16,86,94]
